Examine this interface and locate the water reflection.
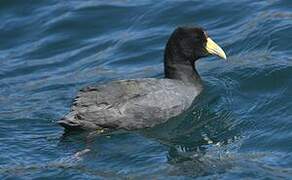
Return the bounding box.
[56,79,243,177]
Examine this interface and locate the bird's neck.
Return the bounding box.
[164,51,202,87]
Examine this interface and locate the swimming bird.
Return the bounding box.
[59,27,226,131]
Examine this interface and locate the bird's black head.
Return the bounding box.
[164,27,226,65]
[164,26,226,82]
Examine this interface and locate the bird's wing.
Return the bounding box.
[59,78,196,130]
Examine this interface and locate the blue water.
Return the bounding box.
[1,0,292,179]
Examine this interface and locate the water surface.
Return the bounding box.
[1,0,292,179]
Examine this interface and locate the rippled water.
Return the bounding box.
[1,0,292,179]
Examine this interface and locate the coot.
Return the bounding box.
[59,27,227,131]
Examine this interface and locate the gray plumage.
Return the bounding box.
[59,78,202,130]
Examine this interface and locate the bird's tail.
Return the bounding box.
[58,112,102,131]
[58,112,83,131]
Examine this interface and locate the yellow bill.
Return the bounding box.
[206,37,227,60]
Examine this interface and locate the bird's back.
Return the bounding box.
[59,78,202,130]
